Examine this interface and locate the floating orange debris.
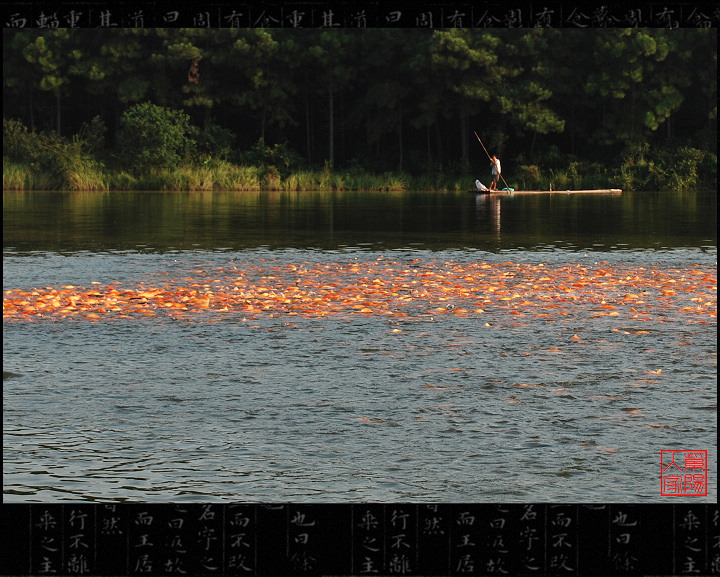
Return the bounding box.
[3,261,715,323]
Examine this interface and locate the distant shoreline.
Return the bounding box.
[1,160,660,193]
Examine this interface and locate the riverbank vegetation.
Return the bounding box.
[3,28,716,192]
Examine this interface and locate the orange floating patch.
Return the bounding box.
[3,262,715,323]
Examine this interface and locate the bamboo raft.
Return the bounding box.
[470,188,622,195]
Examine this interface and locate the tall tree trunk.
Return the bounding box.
[260,93,267,143]
[569,105,576,156]
[112,102,121,149]
[340,94,345,165]
[29,89,35,131]
[397,107,403,172]
[55,90,61,135]
[305,84,312,166]
[435,122,442,168]
[426,124,432,167]
[328,81,334,166]
[460,113,468,165]
[530,131,537,159]
[630,87,636,141]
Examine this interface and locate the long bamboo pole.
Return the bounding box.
[473,131,511,191]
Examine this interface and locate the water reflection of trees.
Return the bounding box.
[2,190,716,252]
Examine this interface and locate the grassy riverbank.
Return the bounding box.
[3,117,715,193]
[2,157,484,193]
[6,156,714,193]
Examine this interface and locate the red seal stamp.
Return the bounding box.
[661,450,708,496]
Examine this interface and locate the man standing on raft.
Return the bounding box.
[489,155,501,190]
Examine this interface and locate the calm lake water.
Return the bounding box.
[3,190,717,502]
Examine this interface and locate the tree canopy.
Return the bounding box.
[2,28,716,176]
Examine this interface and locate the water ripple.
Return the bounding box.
[4,249,716,502]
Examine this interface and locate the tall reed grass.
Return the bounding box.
[282,171,321,191]
[2,159,27,190]
[63,160,108,191]
[516,162,614,191]
[2,158,108,190]
[11,155,710,193]
[105,162,261,191]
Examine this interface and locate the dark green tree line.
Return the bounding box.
[3,28,716,185]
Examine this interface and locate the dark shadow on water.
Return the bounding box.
[3,189,717,253]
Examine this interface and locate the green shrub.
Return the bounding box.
[78,115,107,156]
[3,118,62,167]
[547,169,571,191]
[519,165,541,189]
[118,102,193,174]
[615,143,710,191]
[241,140,302,178]
[190,122,235,162]
[616,142,657,191]
[3,119,35,161]
[3,119,107,190]
[2,158,28,190]
[699,152,717,190]
[667,146,706,191]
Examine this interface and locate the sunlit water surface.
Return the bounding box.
[3,190,717,502]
